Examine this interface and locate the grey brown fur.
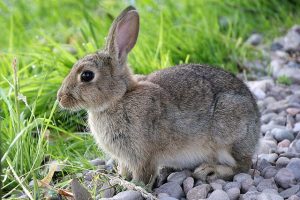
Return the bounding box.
[57,6,260,187]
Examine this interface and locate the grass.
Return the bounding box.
[1,0,300,198]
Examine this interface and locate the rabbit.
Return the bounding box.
[57,6,260,187]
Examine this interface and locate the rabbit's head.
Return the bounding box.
[57,6,139,111]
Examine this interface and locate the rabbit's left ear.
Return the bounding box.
[105,6,139,64]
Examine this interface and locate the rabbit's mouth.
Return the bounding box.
[58,94,82,111]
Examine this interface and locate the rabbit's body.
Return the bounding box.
[58,6,260,186]
[88,64,260,184]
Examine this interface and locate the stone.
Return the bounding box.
[266,100,289,113]
[223,182,241,191]
[246,33,263,46]
[296,114,300,122]
[183,177,194,194]
[253,176,264,186]
[241,178,254,193]
[256,178,278,192]
[167,170,191,185]
[275,67,300,84]
[112,190,143,200]
[261,113,277,124]
[226,187,240,200]
[278,139,291,148]
[257,192,283,200]
[287,108,300,116]
[157,193,170,198]
[271,42,284,51]
[257,159,272,172]
[261,123,285,134]
[241,191,260,200]
[71,178,93,200]
[287,114,295,130]
[283,25,300,51]
[159,197,178,200]
[257,138,277,154]
[262,166,278,179]
[156,167,174,188]
[233,173,252,183]
[276,157,290,168]
[290,140,300,154]
[155,182,184,199]
[294,122,300,132]
[288,195,300,200]
[279,185,300,198]
[207,189,230,200]
[286,158,300,180]
[271,128,294,142]
[210,182,222,191]
[90,158,105,166]
[275,168,296,189]
[253,88,266,100]
[258,153,278,163]
[186,184,211,200]
[99,183,115,198]
[273,115,286,126]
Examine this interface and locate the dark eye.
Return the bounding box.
[80,70,94,82]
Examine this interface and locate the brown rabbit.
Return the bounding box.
[57,6,260,187]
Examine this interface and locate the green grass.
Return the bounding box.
[1,0,300,198]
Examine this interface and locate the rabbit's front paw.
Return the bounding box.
[118,163,132,180]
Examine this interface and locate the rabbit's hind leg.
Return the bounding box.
[192,149,236,182]
[192,163,234,182]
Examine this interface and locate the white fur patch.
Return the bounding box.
[217,149,236,167]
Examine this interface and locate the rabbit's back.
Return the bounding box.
[145,64,260,143]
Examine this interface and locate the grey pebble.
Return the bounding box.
[226,187,240,200]
[240,191,260,200]
[159,197,178,200]
[256,178,278,192]
[246,33,263,46]
[258,136,277,154]
[233,173,252,183]
[271,128,294,142]
[183,177,194,194]
[258,153,278,163]
[155,182,184,199]
[241,178,254,193]
[223,182,241,191]
[99,182,115,198]
[261,113,277,124]
[257,159,272,172]
[90,158,105,166]
[186,184,211,200]
[290,139,300,154]
[111,190,143,200]
[167,170,190,185]
[207,189,230,200]
[257,192,283,200]
[276,157,290,168]
[262,166,278,179]
[279,185,300,198]
[275,168,296,189]
[288,195,300,200]
[210,182,223,191]
[287,158,300,180]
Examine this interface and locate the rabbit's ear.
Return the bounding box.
[105,6,139,64]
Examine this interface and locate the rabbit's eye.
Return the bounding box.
[81,70,94,82]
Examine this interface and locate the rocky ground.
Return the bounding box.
[76,25,300,200]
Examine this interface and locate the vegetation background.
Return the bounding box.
[1,0,300,198]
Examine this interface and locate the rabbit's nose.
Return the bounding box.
[57,90,63,102]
